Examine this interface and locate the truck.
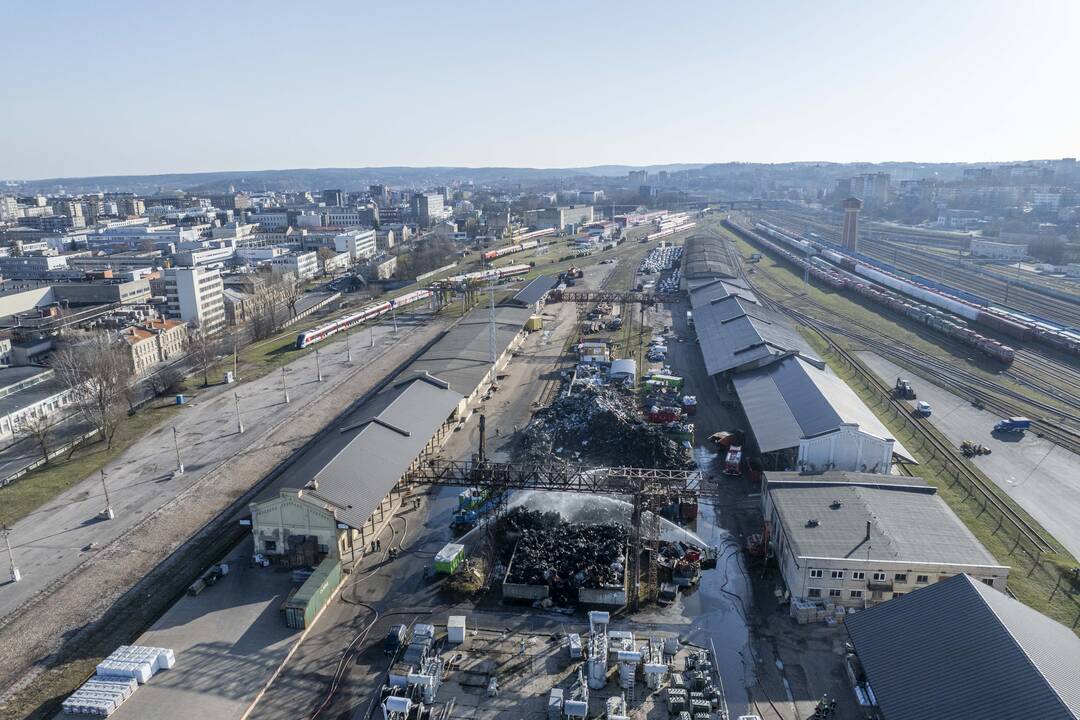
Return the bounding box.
[994,416,1032,433]
[451,491,505,533]
[915,401,932,417]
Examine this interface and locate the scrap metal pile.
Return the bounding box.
[517,385,693,468]
[501,508,628,595]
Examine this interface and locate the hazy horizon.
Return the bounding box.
[3,0,1078,179]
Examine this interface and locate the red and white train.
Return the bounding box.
[482,239,542,262]
[446,264,531,285]
[295,289,432,349]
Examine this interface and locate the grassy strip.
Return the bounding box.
[0,402,181,527]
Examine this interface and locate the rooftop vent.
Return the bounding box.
[805,519,819,528]
[830,500,843,510]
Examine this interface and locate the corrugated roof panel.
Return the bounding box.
[510,275,558,307]
[846,574,1080,720]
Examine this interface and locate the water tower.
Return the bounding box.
[841,196,862,252]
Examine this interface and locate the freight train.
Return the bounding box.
[445,263,532,285]
[295,289,432,349]
[753,219,1080,358]
[725,219,1016,364]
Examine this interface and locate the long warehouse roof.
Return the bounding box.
[396,305,533,395]
[303,375,463,529]
[693,294,819,376]
[846,573,1080,720]
[733,355,914,460]
[683,233,739,279]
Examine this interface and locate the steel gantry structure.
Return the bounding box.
[406,418,700,609]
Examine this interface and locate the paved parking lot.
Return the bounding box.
[859,351,1080,559]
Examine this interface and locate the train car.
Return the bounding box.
[295,290,433,349]
[975,310,1036,341]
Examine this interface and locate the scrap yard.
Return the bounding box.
[6,209,1078,720]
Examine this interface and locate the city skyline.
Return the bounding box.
[3,0,1079,180]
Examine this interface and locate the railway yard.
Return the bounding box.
[2,209,1078,720]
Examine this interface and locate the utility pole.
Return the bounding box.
[100,469,114,520]
[369,322,375,347]
[391,302,399,335]
[488,283,497,369]
[315,348,323,382]
[281,367,290,404]
[233,339,239,382]
[234,393,244,434]
[3,525,19,583]
[345,327,352,363]
[173,427,183,475]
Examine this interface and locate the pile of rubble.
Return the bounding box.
[501,508,628,592]
[517,385,692,468]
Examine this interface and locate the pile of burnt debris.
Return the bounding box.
[517,385,693,468]
[499,508,627,594]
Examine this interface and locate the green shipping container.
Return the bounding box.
[284,558,342,629]
[649,374,683,389]
[434,543,465,575]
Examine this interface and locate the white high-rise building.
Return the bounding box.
[164,266,225,335]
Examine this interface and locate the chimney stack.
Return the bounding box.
[865,520,871,542]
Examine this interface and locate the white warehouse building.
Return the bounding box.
[970,239,1027,260]
[762,471,1009,609]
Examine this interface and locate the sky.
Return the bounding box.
[2,0,1079,180]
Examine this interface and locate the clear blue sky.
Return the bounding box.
[3,0,1078,179]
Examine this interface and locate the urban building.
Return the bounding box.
[360,255,397,281]
[324,206,378,228]
[52,279,152,306]
[322,189,345,207]
[411,192,444,228]
[628,170,648,186]
[524,205,594,231]
[164,266,225,335]
[121,319,188,376]
[369,184,391,207]
[174,245,236,267]
[970,238,1028,260]
[0,366,79,441]
[269,251,318,281]
[762,471,1008,608]
[376,228,396,252]
[320,251,351,276]
[221,273,294,326]
[841,196,862,252]
[333,228,378,261]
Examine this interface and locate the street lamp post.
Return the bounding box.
[369,323,375,348]
[234,393,244,434]
[100,469,114,520]
[316,348,323,382]
[282,367,290,404]
[391,303,399,335]
[173,427,183,475]
[3,525,19,583]
[345,328,352,364]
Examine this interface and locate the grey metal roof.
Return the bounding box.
[683,234,738,279]
[0,365,52,393]
[769,482,1001,566]
[733,356,914,460]
[397,305,532,395]
[846,573,1080,720]
[302,376,463,529]
[688,277,758,308]
[694,295,818,376]
[509,275,558,307]
[765,470,928,489]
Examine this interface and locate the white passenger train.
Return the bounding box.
[295,289,432,348]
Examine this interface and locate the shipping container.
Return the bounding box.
[284,558,342,629]
[434,543,465,574]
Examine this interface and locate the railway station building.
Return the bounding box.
[761,471,1008,608]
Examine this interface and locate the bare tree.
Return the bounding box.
[150,365,185,397]
[281,276,304,319]
[316,247,338,277]
[18,412,58,464]
[186,322,225,387]
[50,332,132,450]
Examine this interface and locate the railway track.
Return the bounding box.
[759,209,1080,327]
[717,225,1062,556]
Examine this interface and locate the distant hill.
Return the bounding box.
[7,160,1055,195]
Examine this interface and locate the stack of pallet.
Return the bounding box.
[62,645,176,716]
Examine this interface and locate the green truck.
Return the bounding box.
[283,558,342,630]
